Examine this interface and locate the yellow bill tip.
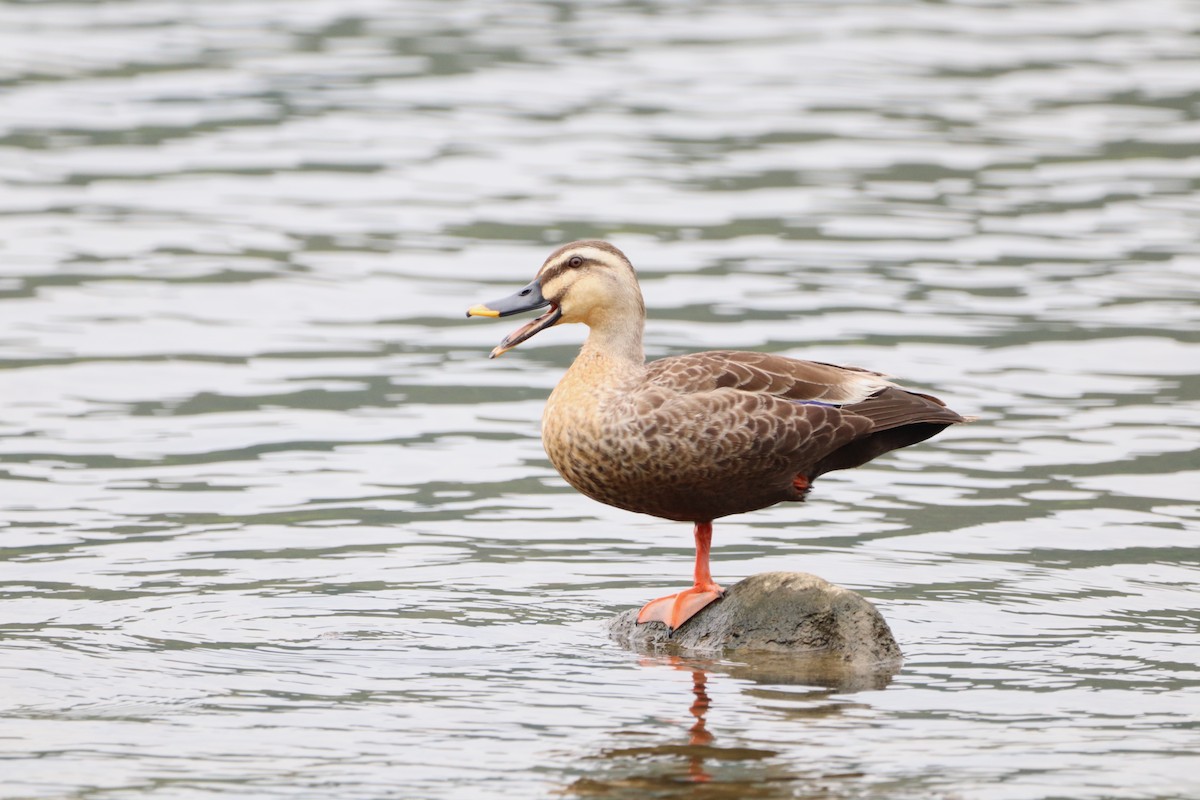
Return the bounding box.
[466,304,501,318]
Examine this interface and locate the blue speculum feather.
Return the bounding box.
[794,400,838,407]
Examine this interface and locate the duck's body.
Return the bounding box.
[544,347,961,524]
[468,241,967,630]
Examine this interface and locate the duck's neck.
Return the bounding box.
[570,312,646,383]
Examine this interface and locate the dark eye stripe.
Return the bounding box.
[539,246,634,284]
[541,256,588,283]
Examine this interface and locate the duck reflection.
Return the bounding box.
[565,652,896,799]
[684,665,714,779]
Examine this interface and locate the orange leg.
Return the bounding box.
[636,521,724,631]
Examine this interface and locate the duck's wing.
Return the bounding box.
[643,350,900,405]
[639,349,965,482]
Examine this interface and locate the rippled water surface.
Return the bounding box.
[3,1,1199,798]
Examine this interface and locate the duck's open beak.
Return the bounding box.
[466,278,563,358]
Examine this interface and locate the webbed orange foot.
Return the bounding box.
[635,583,724,631]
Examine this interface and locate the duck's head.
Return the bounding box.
[467,240,644,358]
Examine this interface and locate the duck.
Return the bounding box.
[467,240,968,631]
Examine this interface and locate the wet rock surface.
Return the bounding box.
[608,572,902,670]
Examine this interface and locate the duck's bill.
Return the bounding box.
[466,278,563,358]
[487,304,562,358]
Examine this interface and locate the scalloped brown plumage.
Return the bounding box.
[467,241,969,631]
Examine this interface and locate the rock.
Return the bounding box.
[608,572,902,676]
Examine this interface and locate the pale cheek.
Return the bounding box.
[561,281,605,323]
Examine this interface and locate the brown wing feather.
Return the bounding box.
[809,386,965,478]
[636,353,964,510]
[644,350,892,404]
[843,386,962,431]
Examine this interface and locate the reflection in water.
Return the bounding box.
[686,666,714,781]
[568,657,775,799]
[568,654,895,799]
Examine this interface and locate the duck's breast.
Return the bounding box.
[542,383,812,522]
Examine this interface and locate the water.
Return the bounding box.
[2,1,1199,797]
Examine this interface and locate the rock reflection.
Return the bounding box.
[566,653,896,799]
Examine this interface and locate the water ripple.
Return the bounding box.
[3,1,1200,798]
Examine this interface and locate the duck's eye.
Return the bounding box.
[568,256,583,268]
